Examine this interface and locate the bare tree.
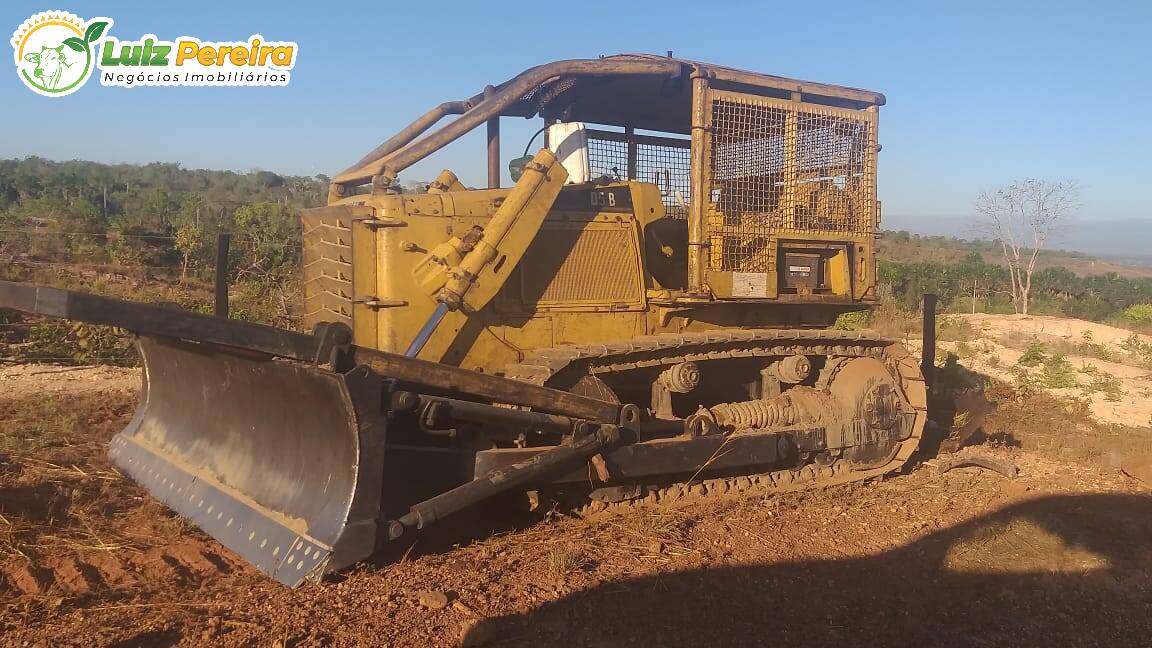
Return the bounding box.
[974,179,1078,315]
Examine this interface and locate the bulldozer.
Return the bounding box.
[0,55,926,587]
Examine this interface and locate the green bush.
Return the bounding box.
[22,321,135,366]
[1040,353,1078,388]
[1121,304,1152,324]
[1070,331,1119,362]
[1008,366,1040,400]
[1018,340,1048,367]
[1086,372,1124,402]
[833,310,869,331]
[937,316,977,342]
[1121,333,1152,369]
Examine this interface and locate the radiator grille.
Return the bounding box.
[586,130,691,218]
[302,207,354,328]
[709,93,875,272]
[520,225,638,304]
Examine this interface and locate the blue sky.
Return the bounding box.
[2,0,1149,226]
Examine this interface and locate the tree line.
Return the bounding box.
[0,156,327,283]
[882,253,1152,322]
[2,160,1148,327]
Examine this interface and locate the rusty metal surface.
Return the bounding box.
[335,56,885,187]
[352,346,620,422]
[108,336,386,587]
[485,85,500,189]
[504,328,928,483]
[334,58,680,185]
[930,452,1019,479]
[687,73,712,293]
[346,101,470,172]
[394,425,619,537]
[473,428,789,483]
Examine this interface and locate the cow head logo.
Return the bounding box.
[12,11,112,97]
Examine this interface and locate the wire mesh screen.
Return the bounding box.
[709,93,875,272]
[586,130,692,218]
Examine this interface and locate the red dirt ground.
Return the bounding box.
[2,370,1152,647]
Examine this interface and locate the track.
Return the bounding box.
[503,329,928,510]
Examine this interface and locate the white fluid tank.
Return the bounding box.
[546,122,590,184]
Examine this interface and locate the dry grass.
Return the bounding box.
[981,380,1152,465]
[0,391,186,565]
[864,303,921,342]
[937,316,979,342]
[836,306,978,352]
[996,328,1152,371]
[545,546,585,579]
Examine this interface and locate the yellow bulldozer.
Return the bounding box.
[0,55,926,587]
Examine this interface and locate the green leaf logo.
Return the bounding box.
[84,21,108,43]
[63,37,86,52]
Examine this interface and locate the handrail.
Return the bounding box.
[332,58,683,188]
[344,101,471,173]
[332,55,886,191]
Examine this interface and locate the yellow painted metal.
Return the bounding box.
[313,185,877,370]
[411,235,466,298]
[318,180,654,368]
[350,217,380,346]
[827,248,850,296]
[440,149,568,313]
[427,169,465,194]
[301,204,368,330]
[304,70,883,374]
[699,87,878,301]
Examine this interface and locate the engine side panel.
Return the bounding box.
[307,182,658,370]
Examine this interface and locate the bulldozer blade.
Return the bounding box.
[109,335,387,587]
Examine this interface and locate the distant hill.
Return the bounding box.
[882,213,1152,259]
[878,231,1152,279]
[1098,253,1152,270]
[1062,220,1152,258]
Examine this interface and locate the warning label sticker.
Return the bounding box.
[731,272,768,298]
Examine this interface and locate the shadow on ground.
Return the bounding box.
[475,493,1152,647]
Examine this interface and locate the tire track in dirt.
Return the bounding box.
[1,539,243,597]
